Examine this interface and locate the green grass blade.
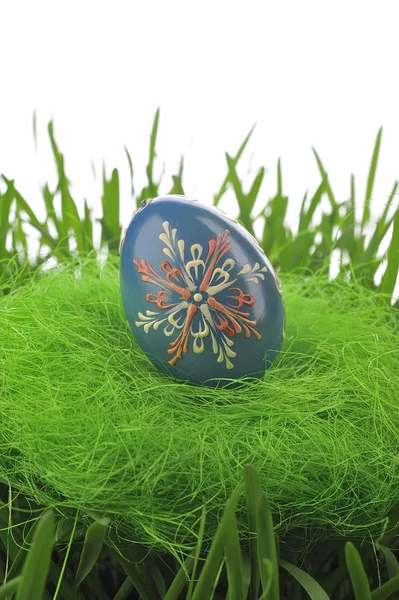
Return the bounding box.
[42,182,74,255]
[101,167,120,252]
[362,127,383,232]
[371,573,399,600]
[187,503,207,600]
[279,559,329,599]
[124,146,135,196]
[256,559,272,600]
[15,509,55,600]
[48,121,85,253]
[3,178,42,231]
[274,222,294,272]
[261,195,289,261]
[225,153,255,236]
[143,557,166,599]
[243,465,261,600]
[260,159,290,264]
[212,557,226,598]
[7,518,36,580]
[298,191,308,225]
[1,177,58,251]
[224,510,244,600]
[112,577,134,600]
[277,158,282,196]
[377,502,399,546]
[0,576,21,599]
[169,175,185,195]
[60,182,84,251]
[178,155,184,179]
[148,108,160,181]
[137,110,162,205]
[191,481,245,600]
[379,181,398,228]
[309,210,337,274]
[12,211,29,263]
[344,173,357,260]
[225,153,246,208]
[115,554,153,600]
[73,517,110,591]
[312,148,338,211]
[169,157,185,195]
[164,553,195,600]
[213,125,255,206]
[360,181,399,271]
[379,544,399,580]
[335,176,355,257]
[360,211,396,269]
[246,167,265,214]
[0,501,21,563]
[47,562,77,600]
[256,493,279,600]
[0,179,14,260]
[42,183,64,239]
[288,180,328,270]
[378,207,399,302]
[53,514,79,600]
[345,541,371,600]
[298,178,326,232]
[55,516,77,545]
[147,108,160,197]
[48,121,63,174]
[83,199,94,251]
[350,173,356,219]
[241,554,252,599]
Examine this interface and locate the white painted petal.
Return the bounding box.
[153,318,166,331]
[163,248,173,259]
[177,239,185,261]
[237,264,252,275]
[163,324,176,336]
[223,343,237,358]
[225,357,234,369]
[193,337,205,354]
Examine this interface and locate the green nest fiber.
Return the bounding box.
[0,255,398,558]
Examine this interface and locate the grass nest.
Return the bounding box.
[0,254,398,559]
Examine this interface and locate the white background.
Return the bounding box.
[1,0,398,245]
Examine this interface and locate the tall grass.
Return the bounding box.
[2,465,399,599]
[0,109,398,304]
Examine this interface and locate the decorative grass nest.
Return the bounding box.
[0,255,398,559]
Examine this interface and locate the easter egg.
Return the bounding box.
[119,195,285,385]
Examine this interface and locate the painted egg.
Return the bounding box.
[120,195,285,386]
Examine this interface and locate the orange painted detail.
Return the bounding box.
[134,258,191,300]
[199,230,230,292]
[167,303,197,365]
[207,296,261,340]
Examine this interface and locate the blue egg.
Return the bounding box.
[120,195,286,386]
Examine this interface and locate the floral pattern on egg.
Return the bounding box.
[133,221,267,369]
[120,195,285,385]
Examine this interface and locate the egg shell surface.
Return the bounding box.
[120,195,285,385]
